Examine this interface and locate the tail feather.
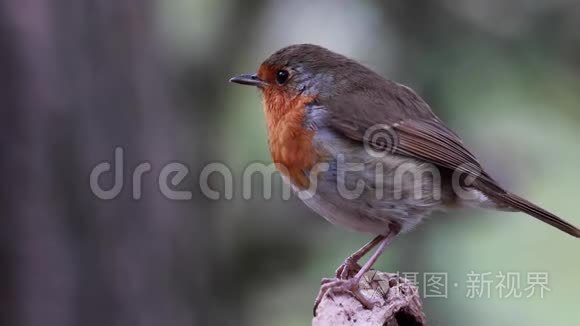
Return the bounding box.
[502,193,580,237]
[477,181,580,238]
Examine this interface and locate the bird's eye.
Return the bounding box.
[276,69,290,84]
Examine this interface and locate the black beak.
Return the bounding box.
[229,73,267,87]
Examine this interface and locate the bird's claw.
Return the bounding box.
[313,277,376,316]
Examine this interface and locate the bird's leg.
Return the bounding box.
[313,228,399,316]
[335,235,385,279]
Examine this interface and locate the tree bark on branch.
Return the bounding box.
[313,271,426,326]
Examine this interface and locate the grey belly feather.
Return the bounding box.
[292,128,451,234]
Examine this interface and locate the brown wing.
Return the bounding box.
[319,83,580,237]
[321,82,497,185]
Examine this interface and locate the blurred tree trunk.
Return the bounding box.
[0,1,209,325]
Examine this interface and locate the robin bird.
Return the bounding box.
[229,44,580,314]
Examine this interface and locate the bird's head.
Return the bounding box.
[230,44,374,102]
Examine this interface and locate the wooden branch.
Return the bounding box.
[313,271,426,326]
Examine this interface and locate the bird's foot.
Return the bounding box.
[313,277,376,316]
[335,256,362,280]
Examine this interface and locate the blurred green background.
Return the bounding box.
[1,0,579,325]
[168,1,580,325]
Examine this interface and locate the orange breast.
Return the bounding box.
[262,89,317,189]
